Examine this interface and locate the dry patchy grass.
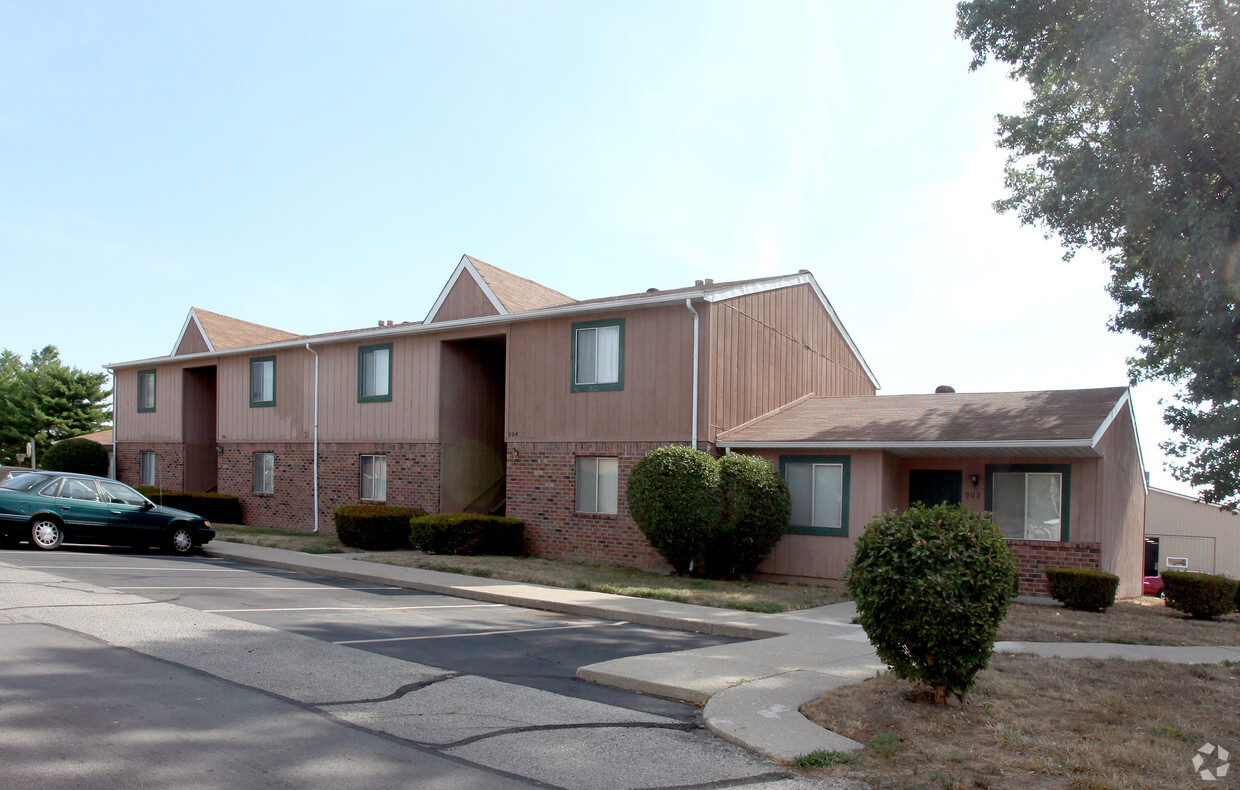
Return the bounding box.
[1001,597,1240,647]
[212,524,354,554]
[367,552,850,612]
[801,653,1240,789]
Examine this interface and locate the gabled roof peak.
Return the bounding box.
[425,255,575,323]
[174,308,300,355]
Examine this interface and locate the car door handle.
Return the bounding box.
[110,510,122,515]
[62,505,72,510]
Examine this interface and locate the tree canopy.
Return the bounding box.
[956,0,1240,506]
[0,346,111,465]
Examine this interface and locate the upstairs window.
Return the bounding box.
[250,356,276,407]
[780,455,850,537]
[360,454,387,501]
[571,319,624,392]
[358,343,393,403]
[137,370,156,413]
[987,464,1071,541]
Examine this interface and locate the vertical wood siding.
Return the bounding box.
[506,305,696,442]
[217,351,310,443]
[1094,405,1146,597]
[115,363,184,441]
[1147,489,1240,578]
[706,284,875,443]
[175,326,209,355]
[430,273,500,323]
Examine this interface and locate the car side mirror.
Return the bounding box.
[141,501,154,511]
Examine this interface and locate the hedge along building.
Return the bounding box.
[717,388,1148,598]
[107,256,878,568]
[107,256,1146,596]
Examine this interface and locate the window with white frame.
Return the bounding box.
[572,319,624,392]
[781,455,850,536]
[253,453,275,494]
[139,452,156,486]
[137,370,156,412]
[250,357,275,406]
[575,457,619,514]
[987,465,1070,541]
[360,455,387,500]
[358,343,392,402]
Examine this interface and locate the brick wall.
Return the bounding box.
[1008,539,1102,597]
[214,442,439,531]
[506,441,683,569]
[115,442,185,491]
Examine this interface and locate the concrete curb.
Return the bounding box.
[204,540,1240,764]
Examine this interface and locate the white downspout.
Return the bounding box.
[306,344,320,533]
[684,299,699,450]
[110,370,117,478]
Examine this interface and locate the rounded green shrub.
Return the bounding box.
[704,453,791,579]
[1045,567,1120,612]
[334,504,427,550]
[410,513,525,555]
[1161,570,1239,620]
[42,438,109,477]
[626,445,720,574]
[847,503,1018,705]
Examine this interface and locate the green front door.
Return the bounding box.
[909,470,963,508]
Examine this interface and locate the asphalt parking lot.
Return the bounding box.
[2,547,739,720]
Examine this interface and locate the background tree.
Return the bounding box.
[956,0,1240,506]
[0,346,111,465]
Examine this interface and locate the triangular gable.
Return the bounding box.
[425,255,574,323]
[703,272,880,390]
[174,308,300,355]
[172,309,214,355]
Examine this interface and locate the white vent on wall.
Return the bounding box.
[1166,557,1189,569]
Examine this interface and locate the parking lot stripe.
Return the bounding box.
[8,566,288,572]
[113,585,398,591]
[334,621,628,646]
[204,604,506,613]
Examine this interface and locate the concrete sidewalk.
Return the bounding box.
[204,541,1240,762]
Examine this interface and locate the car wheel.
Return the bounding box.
[30,518,64,550]
[1158,589,1166,599]
[166,526,194,555]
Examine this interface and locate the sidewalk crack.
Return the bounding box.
[315,672,459,706]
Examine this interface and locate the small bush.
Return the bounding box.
[1161,570,1239,620]
[1045,568,1120,612]
[334,504,426,550]
[704,453,791,579]
[136,487,243,524]
[627,445,720,574]
[847,503,1017,705]
[42,438,109,477]
[409,513,524,556]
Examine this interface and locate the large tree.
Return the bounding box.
[956,0,1240,507]
[0,346,111,465]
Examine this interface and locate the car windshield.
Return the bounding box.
[98,480,149,507]
[0,472,53,492]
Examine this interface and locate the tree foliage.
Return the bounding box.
[626,445,721,574]
[956,0,1240,506]
[705,453,792,579]
[0,346,111,465]
[42,437,110,477]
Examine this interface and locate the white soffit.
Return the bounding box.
[424,255,508,323]
[171,308,214,356]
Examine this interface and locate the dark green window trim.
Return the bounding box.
[570,318,625,393]
[137,369,156,413]
[984,463,1072,542]
[779,454,851,537]
[357,343,393,403]
[249,356,276,407]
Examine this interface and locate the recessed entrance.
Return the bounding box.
[182,365,218,492]
[438,336,506,514]
[908,469,963,508]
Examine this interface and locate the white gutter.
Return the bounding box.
[717,439,1100,451]
[685,298,699,450]
[306,343,320,533]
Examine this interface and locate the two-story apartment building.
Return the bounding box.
[108,256,1145,595]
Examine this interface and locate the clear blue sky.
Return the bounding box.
[0,1,1189,493]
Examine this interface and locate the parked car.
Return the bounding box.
[1143,573,1165,598]
[0,471,214,554]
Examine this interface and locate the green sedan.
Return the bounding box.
[0,471,214,554]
